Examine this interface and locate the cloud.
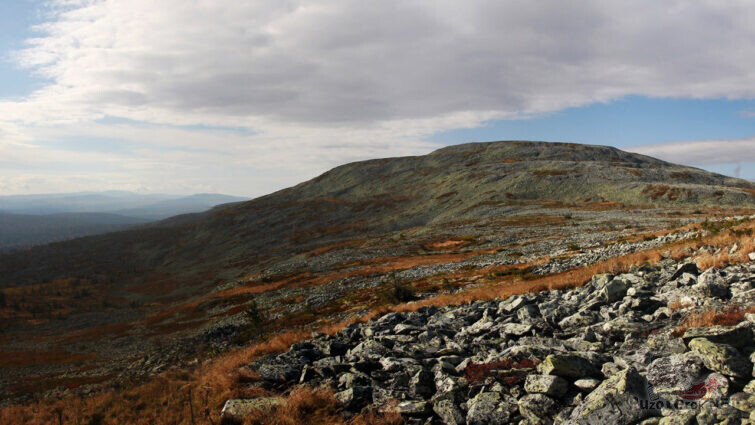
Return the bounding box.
[1,1,755,194]
[630,138,755,166]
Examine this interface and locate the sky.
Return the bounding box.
[0,1,753,197]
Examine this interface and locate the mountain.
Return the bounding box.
[1,140,754,402]
[0,191,248,219]
[0,212,149,252]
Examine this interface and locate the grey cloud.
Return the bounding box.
[12,0,755,126]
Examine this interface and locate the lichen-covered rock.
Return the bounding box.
[559,311,596,330]
[566,368,651,425]
[646,352,705,393]
[335,386,372,411]
[220,398,282,424]
[524,374,569,398]
[395,400,430,417]
[696,403,742,425]
[466,392,513,425]
[573,378,600,392]
[433,395,465,425]
[517,393,558,425]
[682,325,752,348]
[658,409,696,425]
[688,338,751,378]
[602,278,628,303]
[691,268,730,299]
[730,392,755,413]
[537,354,601,379]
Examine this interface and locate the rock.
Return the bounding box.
[499,296,528,314]
[537,354,601,379]
[670,262,699,280]
[602,278,628,303]
[501,323,533,337]
[335,386,372,411]
[433,396,465,425]
[348,339,389,361]
[524,374,569,398]
[559,311,596,330]
[692,268,730,299]
[688,338,751,377]
[749,252,755,261]
[744,380,755,394]
[573,378,600,392]
[696,403,742,425]
[257,363,302,383]
[566,368,651,425]
[220,398,281,424]
[658,409,696,425]
[396,400,431,417]
[466,392,512,425]
[409,369,435,398]
[682,325,752,348]
[338,371,370,388]
[518,304,541,321]
[730,392,755,413]
[518,394,558,425]
[646,352,705,392]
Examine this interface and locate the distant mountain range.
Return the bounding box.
[0,191,248,219]
[0,191,248,251]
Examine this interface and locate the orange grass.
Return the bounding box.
[673,305,755,337]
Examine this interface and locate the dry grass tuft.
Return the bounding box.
[673,305,755,337]
[240,386,403,425]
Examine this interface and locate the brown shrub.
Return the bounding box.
[465,359,539,385]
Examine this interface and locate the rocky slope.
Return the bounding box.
[2,140,755,405]
[243,245,755,424]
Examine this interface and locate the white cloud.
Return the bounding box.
[630,138,755,166]
[1,0,755,195]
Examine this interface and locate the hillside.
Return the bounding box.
[1,140,754,407]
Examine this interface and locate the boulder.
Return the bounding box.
[670,262,699,280]
[688,338,751,378]
[681,325,752,348]
[220,398,282,424]
[537,354,601,379]
[646,352,705,392]
[658,409,696,425]
[257,363,302,383]
[691,268,730,299]
[334,386,372,411]
[566,368,651,425]
[396,400,431,417]
[466,392,513,425]
[524,374,569,398]
[517,394,558,425]
[730,392,755,413]
[558,311,596,330]
[573,378,600,392]
[602,279,628,303]
[433,395,465,425]
[409,369,435,398]
[501,323,533,337]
